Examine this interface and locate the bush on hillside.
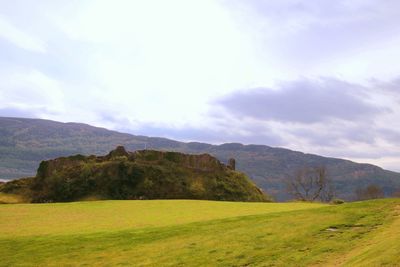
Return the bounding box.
[331,198,345,205]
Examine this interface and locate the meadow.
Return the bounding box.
[0,199,399,266]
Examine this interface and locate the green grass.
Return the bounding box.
[0,200,323,237]
[0,199,399,266]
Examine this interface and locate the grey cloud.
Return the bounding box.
[215,78,387,123]
[0,31,94,83]
[0,107,46,118]
[224,0,400,68]
[378,129,400,145]
[370,77,400,100]
[386,77,400,91]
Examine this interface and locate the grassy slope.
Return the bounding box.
[327,203,400,266]
[0,199,399,266]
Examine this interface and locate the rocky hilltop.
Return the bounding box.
[15,146,269,202]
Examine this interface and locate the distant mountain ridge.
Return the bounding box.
[1,116,400,200]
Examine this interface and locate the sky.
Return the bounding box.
[1,0,400,171]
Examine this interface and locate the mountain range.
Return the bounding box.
[1,116,399,200]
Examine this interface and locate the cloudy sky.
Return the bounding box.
[1,0,400,171]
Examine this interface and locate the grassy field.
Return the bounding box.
[0,199,399,266]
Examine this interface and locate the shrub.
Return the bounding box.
[331,198,345,205]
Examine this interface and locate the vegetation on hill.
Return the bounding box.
[0,199,399,266]
[1,146,269,202]
[0,177,32,203]
[1,117,400,200]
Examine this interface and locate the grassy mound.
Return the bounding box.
[0,199,399,266]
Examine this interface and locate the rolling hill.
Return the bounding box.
[1,116,400,200]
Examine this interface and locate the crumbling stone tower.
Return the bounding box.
[228,158,236,170]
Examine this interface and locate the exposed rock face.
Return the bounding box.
[29,147,270,203]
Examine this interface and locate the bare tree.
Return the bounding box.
[355,184,384,200]
[286,166,334,202]
[320,177,336,202]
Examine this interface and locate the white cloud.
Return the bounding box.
[0,15,46,53]
[0,69,64,114]
[221,0,400,83]
[50,0,258,126]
